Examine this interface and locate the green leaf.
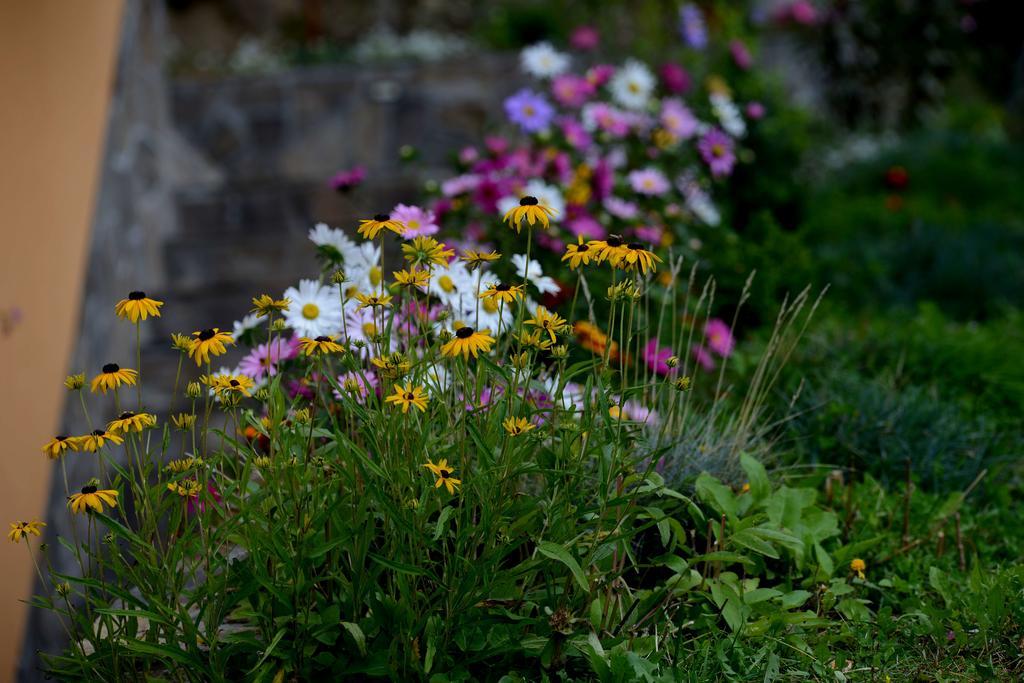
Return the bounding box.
[695,473,738,521]
[247,627,287,674]
[739,452,770,501]
[779,590,813,609]
[433,506,455,541]
[730,529,780,559]
[341,622,367,657]
[536,541,589,593]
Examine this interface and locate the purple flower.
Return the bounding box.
[586,64,615,87]
[644,338,675,376]
[679,4,708,49]
[697,128,737,178]
[391,203,438,238]
[604,196,639,219]
[660,99,699,139]
[629,168,671,196]
[634,224,663,244]
[729,40,753,70]
[458,146,479,165]
[504,89,555,133]
[582,103,630,137]
[328,166,365,192]
[692,344,716,371]
[560,117,593,150]
[441,173,481,197]
[552,74,595,108]
[238,337,299,380]
[592,159,614,199]
[659,63,692,94]
[570,25,600,51]
[745,101,766,120]
[567,213,606,239]
[704,318,736,357]
[485,136,509,155]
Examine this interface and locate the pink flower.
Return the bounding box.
[334,371,378,402]
[586,64,615,87]
[458,146,479,165]
[604,196,639,219]
[583,103,630,137]
[570,25,600,51]
[729,40,753,70]
[391,204,438,238]
[485,136,509,156]
[704,318,736,357]
[692,344,716,371]
[592,159,614,199]
[697,128,737,178]
[238,337,299,380]
[659,63,692,94]
[441,174,481,197]
[560,117,593,150]
[781,0,818,25]
[552,74,595,107]
[567,213,606,239]
[629,168,670,196]
[660,99,699,139]
[644,338,675,376]
[328,166,365,192]
[634,224,663,243]
[745,101,766,120]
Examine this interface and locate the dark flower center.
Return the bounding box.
[520,196,539,206]
[628,242,644,250]
[315,336,330,342]
[198,329,216,341]
[495,283,511,292]
[404,392,415,400]
[92,429,105,436]
[607,235,624,247]
[577,244,589,252]
[456,326,474,339]
[81,486,97,494]
[374,213,390,222]
[102,363,120,373]
[119,411,135,420]
[128,291,146,300]
[229,380,240,387]
[56,435,68,441]
[439,469,450,478]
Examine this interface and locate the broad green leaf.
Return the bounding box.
[537,541,589,593]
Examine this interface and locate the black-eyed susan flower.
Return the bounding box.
[423,459,461,494]
[250,294,291,318]
[524,306,568,344]
[515,329,553,351]
[503,416,536,436]
[63,373,85,391]
[68,486,118,514]
[167,480,202,499]
[90,363,138,394]
[170,333,192,353]
[461,249,501,271]
[8,520,45,543]
[357,213,406,240]
[392,268,431,291]
[171,413,197,430]
[402,236,454,268]
[385,383,429,413]
[561,235,595,270]
[617,242,662,275]
[164,456,203,474]
[850,558,866,580]
[297,335,345,356]
[114,291,163,323]
[188,328,234,367]
[502,196,557,232]
[202,373,255,399]
[371,353,411,379]
[440,326,495,360]
[587,234,629,266]
[107,411,157,435]
[354,292,393,311]
[77,429,124,452]
[42,436,78,459]
[480,282,524,305]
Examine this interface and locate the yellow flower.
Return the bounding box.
[251,294,291,317]
[90,363,138,394]
[440,326,495,360]
[502,417,536,436]
[77,429,124,453]
[617,242,662,275]
[561,235,595,270]
[114,291,164,323]
[515,329,553,351]
[574,321,618,359]
[392,268,431,291]
[524,306,568,344]
[167,480,202,499]
[188,328,234,366]
[170,333,193,353]
[107,411,157,435]
[402,236,454,268]
[587,235,629,266]
[357,213,406,240]
[164,456,203,474]
[63,373,85,391]
[502,196,557,232]
[354,291,393,311]
[385,383,429,413]
[67,486,118,514]
[42,435,78,459]
[8,520,45,543]
[297,335,346,356]
[461,249,501,271]
[171,413,197,430]
[479,282,524,305]
[371,353,411,379]
[185,381,203,399]
[423,458,461,494]
[202,373,255,398]
[850,558,867,580]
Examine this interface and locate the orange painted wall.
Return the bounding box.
[0,2,124,680]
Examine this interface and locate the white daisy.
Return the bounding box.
[308,222,357,259]
[710,93,746,138]
[609,60,655,110]
[678,174,721,227]
[429,259,478,311]
[342,305,390,358]
[342,241,383,296]
[512,254,560,296]
[282,279,344,338]
[232,313,261,341]
[520,42,569,79]
[466,295,515,338]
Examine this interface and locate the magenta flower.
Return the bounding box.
[441,173,481,197]
[659,63,692,94]
[592,159,614,199]
[745,101,766,120]
[238,337,298,380]
[570,25,600,51]
[788,0,819,25]
[704,319,736,357]
[458,146,479,165]
[629,168,671,196]
[660,99,699,139]
[644,338,675,376]
[504,89,555,133]
[328,166,365,192]
[729,40,753,70]
[692,344,716,371]
[552,74,595,108]
[391,203,438,238]
[604,196,639,219]
[583,102,630,137]
[560,117,593,150]
[586,64,615,87]
[485,136,509,155]
[567,213,606,239]
[697,128,737,178]
[634,224,663,244]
